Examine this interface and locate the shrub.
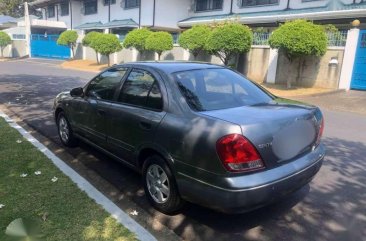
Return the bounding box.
[90,33,122,66]
[145,31,173,60]
[178,25,211,59]
[123,28,152,52]
[57,30,78,59]
[205,22,253,66]
[0,31,11,58]
[269,19,327,88]
[82,31,102,64]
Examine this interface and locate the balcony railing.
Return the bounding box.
[252,32,270,46]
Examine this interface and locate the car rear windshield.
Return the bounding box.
[172,68,273,111]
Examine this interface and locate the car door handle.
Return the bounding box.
[97,109,106,116]
[139,121,152,130]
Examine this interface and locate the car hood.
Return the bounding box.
[201,99,323,169]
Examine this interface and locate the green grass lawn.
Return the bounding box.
[0,117,137,241]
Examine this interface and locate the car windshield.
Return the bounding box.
[172,68,273,111]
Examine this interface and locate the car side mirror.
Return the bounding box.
[70,87,84,97]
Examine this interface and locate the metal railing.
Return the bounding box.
[327,31,348,47]
[252,32,270,46]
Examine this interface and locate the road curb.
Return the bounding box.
[0,110,157,241]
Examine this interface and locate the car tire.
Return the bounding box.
[57,112,78,147]
[142,155,184,214]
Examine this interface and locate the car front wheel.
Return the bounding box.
[57,112,77,147]
[142,155,184,214]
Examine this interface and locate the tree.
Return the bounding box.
[57,30,78,59]
[0,0,40,18]
[82,31,102,64]
[269,19,327,88]
[205,22,253,66]
[145,31,173,60]
[90,33,122,66]
[123,28,152,52]
[0,31,11,58]
[178,25,211,59]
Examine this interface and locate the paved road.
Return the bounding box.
[1,59,365,241]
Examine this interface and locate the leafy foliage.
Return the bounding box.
[205,22,253,65]
[0,31,11,57]
[123,28,152,52]
[269,20,327,62]
[82,31,102,64]
[0,0,40,18]
[90,33,122,66]
[145,31,173,60]
[82,31,101,47]
[57,30,78,58]
[178,25,211,58]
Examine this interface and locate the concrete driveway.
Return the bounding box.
[0,59,365,241]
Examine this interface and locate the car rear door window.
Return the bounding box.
[118,69,163,110]
[173,68,272,111]
[86,68,128,101]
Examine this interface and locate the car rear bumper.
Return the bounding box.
[177,143,325,213]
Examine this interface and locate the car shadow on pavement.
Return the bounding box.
[141,137,366,241]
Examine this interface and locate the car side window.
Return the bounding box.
[86,67,128,101]
[118,69,163,110]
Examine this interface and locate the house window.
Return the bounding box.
[104,0,116,5]
[125,0,140,9]
[47,5,55,18]
[84,0,98,15]
[12,34,26,40]
[60,2,69,16]
[241,0,279,7]
[195,0,223,12]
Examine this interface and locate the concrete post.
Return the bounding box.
[131,48,138,62]
[266,48,278,84]
[82,30,86,60]
[339,28,360,90]
[182,49,190,61]
[24,2,31,57]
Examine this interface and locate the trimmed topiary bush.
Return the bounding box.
[90,33,122,66]
[82,31,102,64]
[123,28,152,52]
[57,30,78,59]
[0,31,11,58]
[269,20,327,88]
[145,31,173,60]
[178,25,211,59]
[205,22,253,66]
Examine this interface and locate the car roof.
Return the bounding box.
[120,61,225,74]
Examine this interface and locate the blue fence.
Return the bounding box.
[31,34,70,59]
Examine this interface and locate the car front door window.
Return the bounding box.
[86,68,128,101]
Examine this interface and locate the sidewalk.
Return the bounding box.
[261,83,338,98]
[61,59,108,73]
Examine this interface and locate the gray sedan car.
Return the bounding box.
[53,62,325,214]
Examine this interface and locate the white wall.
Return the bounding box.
[154,0,191,29]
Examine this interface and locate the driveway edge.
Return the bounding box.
[0,110,157,241]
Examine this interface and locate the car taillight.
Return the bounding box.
[316,118,324,145]
[216,134,265,172]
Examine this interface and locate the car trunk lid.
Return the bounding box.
[202,102,321,169]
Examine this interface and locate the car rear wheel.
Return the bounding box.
[142,155,184,214]
[57,112,77,147]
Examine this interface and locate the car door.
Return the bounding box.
[105,68,167,165]
[70,67,128,148]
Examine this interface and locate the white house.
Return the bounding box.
[29,0,366,33]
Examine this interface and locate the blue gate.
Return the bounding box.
[351,30,366,90]
[31,34,70,59]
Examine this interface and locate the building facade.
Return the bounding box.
[30,0,366,33]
